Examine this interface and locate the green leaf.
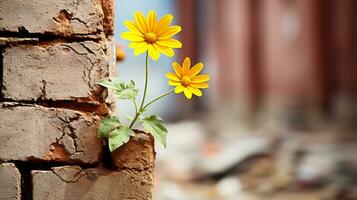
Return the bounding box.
[98,116,121,139]
[97,78,122,90]
[114,88,138,100]
[127,80,135,89]
[108,126,135,152]
[97,78,139,100]
[141,115,168,147]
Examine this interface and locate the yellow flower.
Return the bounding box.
[121,11,182,61]
[166,57,210,99]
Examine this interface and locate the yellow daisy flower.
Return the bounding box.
[121,11,182,61]
[166,57,210,99]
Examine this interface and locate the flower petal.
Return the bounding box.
[159,26,182,39]
[174,85,184,93]
[147,10,157,32]
[168,80,180,86]
[148,44,160,61]
[157,14,173,35]
[182,57,191,74]
[191,75,210,83]
[134,11,148,33]
[172,62,182,77]
[188,86,202,97]
[156,38,182,48]
[124,20,143,35]
[188,63,204,77]
[129,41,147,49]
[154,44,174,57]
[133,44,149,56]
[121,32,144,42]
[183,87,193,99]
[190,82,209,89]
[166,72,180,81]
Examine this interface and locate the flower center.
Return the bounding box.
[145,32,157,44]
[181,76,191,86]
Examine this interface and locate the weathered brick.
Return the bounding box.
[0,103,102,164]
[105,37,117,78]
[32,166,153,200]
[103,37,117,114]
[100,0,115,36]
[0,0,103,37]
[112,133,155,171]
[2,41,111,101]
[0,163,21,200]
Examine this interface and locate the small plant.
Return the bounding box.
[97,11,210,152]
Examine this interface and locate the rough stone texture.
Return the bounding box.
[0,0,103,37]
[103,36,117,114]
[0,103,102,164]
[101,0,115,36]
[112,133,155,171]
[0,163,21,200]
[2,41,111,101]
[105,37,117,79]
[32,166,153,200]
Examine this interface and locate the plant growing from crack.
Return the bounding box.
[97,11,210,152]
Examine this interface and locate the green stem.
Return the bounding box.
[129,52,149,128]
[132,100,138,115]
[139,52,149,111]
[129,89,174,128]
[142,89,174,112]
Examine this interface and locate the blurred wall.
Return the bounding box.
[195,0,357,128]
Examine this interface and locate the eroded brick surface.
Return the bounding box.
[0,0,104,37]
[0,163,21,200]
[112,133,156,171]
[32,166,153,200]
[0,103,102,164]
[101,0,115,36]
[103,37,117,114]
[2,41,111,101]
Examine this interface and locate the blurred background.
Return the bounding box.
[115,0,357,199]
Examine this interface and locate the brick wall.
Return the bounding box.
[0,0,154,199]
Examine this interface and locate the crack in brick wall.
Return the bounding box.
[0,100,109,116]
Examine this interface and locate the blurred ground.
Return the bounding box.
[154,120,357,200]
